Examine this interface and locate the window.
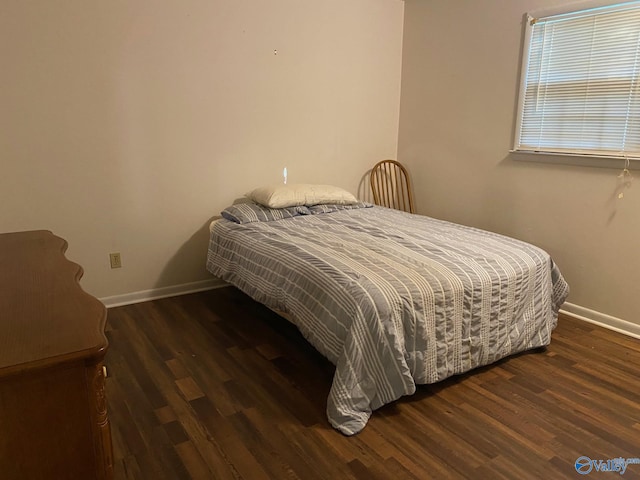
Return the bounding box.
[513,1,640,161]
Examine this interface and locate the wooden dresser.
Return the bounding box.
[0,230,113,480]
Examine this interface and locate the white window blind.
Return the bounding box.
[514,1,640,159]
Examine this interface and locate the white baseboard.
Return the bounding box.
[100,278,227,308]
[560,302,640,339]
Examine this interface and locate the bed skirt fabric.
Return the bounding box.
[206,206,569,435]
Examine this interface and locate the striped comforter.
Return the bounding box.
[206,205,569,435]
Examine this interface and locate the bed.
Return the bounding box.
[206,186,569,435]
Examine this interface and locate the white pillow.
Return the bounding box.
[247,184,358,208]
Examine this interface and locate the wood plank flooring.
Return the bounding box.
[106,287,640,479]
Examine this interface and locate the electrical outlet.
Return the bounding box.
[109,252,122,269]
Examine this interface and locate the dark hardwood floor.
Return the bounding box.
[106,287,640,480]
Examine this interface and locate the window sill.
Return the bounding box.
[509,150,640,171]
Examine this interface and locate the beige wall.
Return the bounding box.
[1,0,404,299]
[399,0,639,324]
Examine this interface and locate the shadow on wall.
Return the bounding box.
[155,169,381,293]
[154,216,221,289]
[149,163,415,294]
[357,169,374,203]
